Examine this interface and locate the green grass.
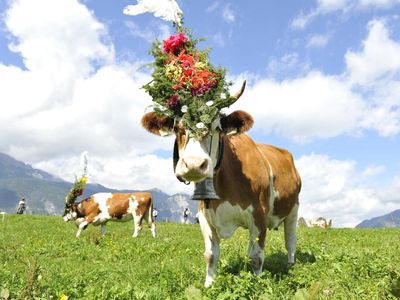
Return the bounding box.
[0,215,399,299]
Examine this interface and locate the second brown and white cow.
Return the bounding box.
[309,217,332,228]
[141,82,301,287]
[63,192,156,238]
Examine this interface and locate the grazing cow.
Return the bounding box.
[63,192,156,238]
[309,217,332,228]
[141,82,301,287]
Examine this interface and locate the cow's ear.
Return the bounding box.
[141,112,175,136]
[220,110,254,135]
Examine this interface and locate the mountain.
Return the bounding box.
[356,210,400,228]
[0,152,198,222]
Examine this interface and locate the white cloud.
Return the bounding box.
[267,53,310,77]
[0,0,177,193]
[292,0,399,29]
[212,32,226,47]
[296,154,399,227]
[231,72,365,142]
[362,165,386,177]
[206,1,220,13]
[346,20,400,85]
[307,33,330,48]
[229,20,400,141]
[124,21,172,43]
[222,4,235,23]
[34,152,192,195]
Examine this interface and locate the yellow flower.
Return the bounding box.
[80,176,87,184]
[60,294,69,300]
[194,62,206,69]
[165,61,182,80]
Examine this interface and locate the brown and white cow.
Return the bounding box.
[63,192,156,238]
[141,82,302,287]
[309,217,332,228]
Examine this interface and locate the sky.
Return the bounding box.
[1,0,400,227]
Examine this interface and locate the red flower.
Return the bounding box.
[167,95,180,108]
[162,33,188,54]
[177,53,195,68]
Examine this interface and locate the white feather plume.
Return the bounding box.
[80,151,88,177]
[123,0,183,24]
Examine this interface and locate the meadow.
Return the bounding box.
[0,214,399,300]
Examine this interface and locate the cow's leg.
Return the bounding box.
[248,223,266,275]
[100,223,106,236]
[150,222,156,238]
[199,210,220,288]
[76,220,89,238]
[284,203,298,266]
[145,210,156,237]
[132,215,142,238]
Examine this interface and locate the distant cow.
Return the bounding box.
[309,217,332,228]
[63,192,156,238]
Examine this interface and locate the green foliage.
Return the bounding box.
[0,216,399,299]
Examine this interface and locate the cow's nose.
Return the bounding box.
[181,157,208,173]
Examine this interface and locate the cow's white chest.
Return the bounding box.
[204,202,254,239]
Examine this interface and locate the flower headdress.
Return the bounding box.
[143,24,243,139]
[65,152,88,208]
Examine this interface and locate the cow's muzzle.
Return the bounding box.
[175,156,210,182]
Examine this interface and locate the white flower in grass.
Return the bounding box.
[181,105,188,113]
[196,122,205,129]
[221,93,227,99]
[206,101,214,106]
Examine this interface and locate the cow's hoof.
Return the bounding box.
[204,277,214,288]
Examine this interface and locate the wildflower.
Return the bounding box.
[162,33,188,54]
[194,62,206,69]
[206,101,214,106]
[167,95,180,108]
[196,122,205,129]
[181,105,188,113]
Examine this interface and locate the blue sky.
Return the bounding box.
[1,0,400,227]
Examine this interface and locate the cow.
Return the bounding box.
[141,81,302,287]
[63,192,157,238]
[309,217,332,228]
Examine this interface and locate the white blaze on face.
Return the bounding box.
[175,119,221,182]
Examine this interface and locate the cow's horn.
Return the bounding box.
[226,80,246,107]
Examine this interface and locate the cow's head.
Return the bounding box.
[63,203,78,222]
[141,81,253,183]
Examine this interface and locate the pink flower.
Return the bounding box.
[162,33,188,54]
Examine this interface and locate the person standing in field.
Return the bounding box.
[16,197,27,215]
[152,207,158,220]
[183,208,189,224]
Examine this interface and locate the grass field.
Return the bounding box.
[0,214,399,299]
